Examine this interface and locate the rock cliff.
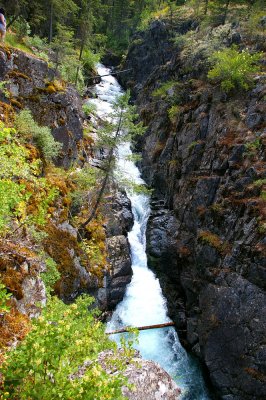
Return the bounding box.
[120,19,266,400]
[0,46,133,323]
[0,46,83,168]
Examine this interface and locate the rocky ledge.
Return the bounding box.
[73,350,181,400]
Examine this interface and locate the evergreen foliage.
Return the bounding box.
[2,0,265,76]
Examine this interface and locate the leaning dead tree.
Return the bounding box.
[79,111,123,232]
[78,91,144,237]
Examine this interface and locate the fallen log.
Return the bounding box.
[106,321,175,335]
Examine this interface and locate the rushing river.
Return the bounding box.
[89,65,211,399]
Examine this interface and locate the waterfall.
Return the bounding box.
[89,64,211,400]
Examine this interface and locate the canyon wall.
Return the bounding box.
[120,19,266,400]
[0,46,133,319]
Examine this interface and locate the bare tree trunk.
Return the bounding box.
[204,0,209,15]
[75,36,85,85]
[222,0,230,25]
[49,2,53,43]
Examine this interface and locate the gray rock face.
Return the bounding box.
[0,240,47,318]
[0,47,83,167]
[119,19,198,97]
[122,358,181,400]
[98,235,132,310]
[199,275,266,399]
[120,19,266,400]
[16,276,46,318]
[97,188,134,310]
[98,350,181,400]
[71,350,181,399]
[103,190,134,237]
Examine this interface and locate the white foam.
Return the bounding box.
[89,64,210,400]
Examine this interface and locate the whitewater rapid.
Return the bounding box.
[89,64,211,400]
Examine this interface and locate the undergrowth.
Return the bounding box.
[1,295,133,400]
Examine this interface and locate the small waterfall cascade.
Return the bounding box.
[89,64,211,400]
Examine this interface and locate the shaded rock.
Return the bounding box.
[119,18,198,96]
[98,187,134,311]
[102,51,121,67]
[199,275,266,399]
[99,235,132,310]
[16,276,46,318]
[103,190,133,237]
[120,16,266,400]
[246,112,263,129]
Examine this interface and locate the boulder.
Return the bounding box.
[98,350,182,400]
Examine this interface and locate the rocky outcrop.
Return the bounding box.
[0,45,83,168]
[119,19,198,97]
[98,189,134,310]
[121,357,181,400]
[74,350,181,400]
[0,240,46,318]
[120,19,266,400]
[199,275,266,400]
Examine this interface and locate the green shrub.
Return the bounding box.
[254,178,266,187]
[2,295,128,400]
[83,49,101,72]
[168,104,181,123]
[208,46,262,92]
[0,121,60,234]
[41,256,60,293]
[172,34,186,49]
[5,32,33,54]
[14,109,62,161]
[70,165,97,209]
[60,56,85,92]
[13,17,31,41]
[0,282,12,314]
[0,179,26,232]
[73,165,97,190]
[25,35,49,61]
[152,80,177,98]
[0,80,11,98]
[82,102,97,116]
[25,35,48,51]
